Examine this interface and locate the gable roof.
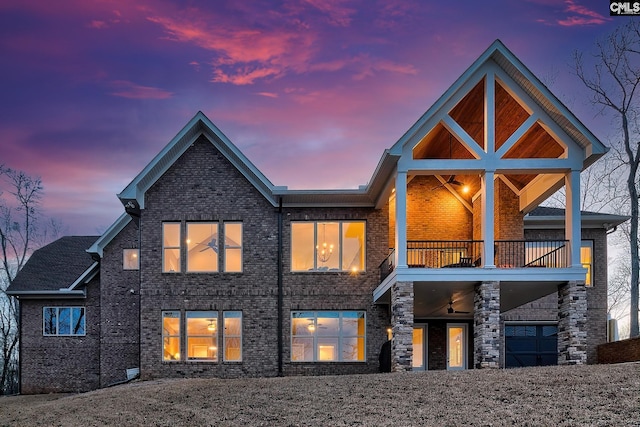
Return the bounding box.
[118,111,282,209]
[390,39,608,165]
[7,236,99,298]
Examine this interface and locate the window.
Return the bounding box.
[162,311,181,361]
[123,249,139,270]
[43,307,85,336]
[223,311,242,361]
[187,223,219,272]
[162,311,242,362]
[291,311,365,362]
[163,223,181,273]
[186,311,218,361]
[224,223,243,273]
[291,221,365,272]
[163,221,243,273]
[581,240,593,286]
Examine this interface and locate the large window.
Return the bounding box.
[291,311,365,362]
[43,307,85,336]
[163,223,181,273]
[291,221,365,272]
[163,221,243,273]
[223,311,242,361]
[186,311,218,361]
[162,310,242,363]
[187,223,219,272]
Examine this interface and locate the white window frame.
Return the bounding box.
[223,222,243,273]
[162,223,181,273]
[223,311,243,362]
[123,249,140,270]
[186,311,218,362]
[290,311,366,362]
[43,307,86,336]
[162,310,181,361]
[581,240,593,286]
[186,222,219,273]
[291,221,366,272]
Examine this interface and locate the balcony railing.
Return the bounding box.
[495,240,568,269]
[407,240,484,268]
[378,239,569,282]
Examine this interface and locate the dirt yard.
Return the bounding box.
[1,363,639,426]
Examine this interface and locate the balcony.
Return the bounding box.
[379,240,569,282]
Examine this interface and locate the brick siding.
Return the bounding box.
[100,220,141,386]
[597,337,640,364]
[19,277,101,393]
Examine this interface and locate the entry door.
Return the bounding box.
[447,324,467,370]
[412,325,427,371]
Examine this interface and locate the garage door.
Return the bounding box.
[505,324,557,368]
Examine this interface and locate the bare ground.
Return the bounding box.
[1,363,639,426]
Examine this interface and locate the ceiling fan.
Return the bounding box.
[447,300,470,314]
[431,175,466,191]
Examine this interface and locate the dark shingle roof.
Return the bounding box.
[7,236,99,293]
[529,206,602,217]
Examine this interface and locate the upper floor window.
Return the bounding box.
[581,240,593,286]
[163,223,181,273]
[43,307,85,336]
[123,249,139,270]
[224,223,243,273]
[187,222,219,272]
[291,311,365,362]
[291,221,365,272]
[162,221,243,273]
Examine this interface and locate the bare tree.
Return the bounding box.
[0,165,59,394]
[574,20,640,337]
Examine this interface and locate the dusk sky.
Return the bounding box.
[0,1,623,235]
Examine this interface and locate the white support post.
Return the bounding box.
[565,170,582,267]
[482,171,495,268]
[395,171,408,269]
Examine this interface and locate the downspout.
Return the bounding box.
[137,214,142,379]
[277,197,284,376]
[17,297,21,395]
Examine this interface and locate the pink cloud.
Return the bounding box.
[89,20,108,29]
[255,92,278,98]
[109,80,174,99]
[302,0,357,26]
[535,0,611,26]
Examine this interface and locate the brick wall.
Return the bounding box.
[139,136,280,380]
[20,277,101,393]
[135,136,392,379]
[100,220,141,386]
[281,205,390,376]
[597,337,640,364]
[405,176,473,241]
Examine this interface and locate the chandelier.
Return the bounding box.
[316,223,334,263]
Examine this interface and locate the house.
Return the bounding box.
[7,40,629,393]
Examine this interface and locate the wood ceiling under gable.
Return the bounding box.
[411,72,570,201]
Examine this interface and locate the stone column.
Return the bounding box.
[474,281,500,368]
[391,281,413,372]
[558,281,587,365]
